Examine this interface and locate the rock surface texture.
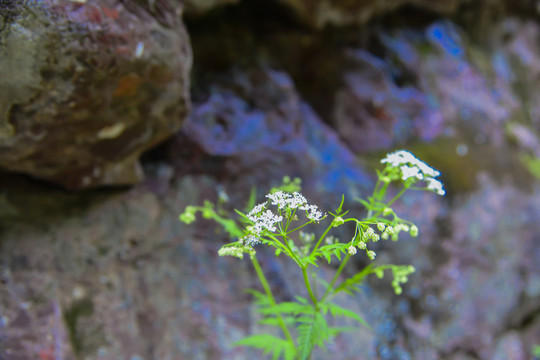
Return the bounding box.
[2,1,540,360]
[0,0,191,189]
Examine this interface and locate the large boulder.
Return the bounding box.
[0,0,191,189]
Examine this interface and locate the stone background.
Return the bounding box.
[1,0,540,359]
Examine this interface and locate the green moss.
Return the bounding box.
[63,298,95,357]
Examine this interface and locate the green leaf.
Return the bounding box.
[234,208,251,223]
[533,344,540,357]
[324,252,332,264]
[335,194,345,214]
[245,289,271,307]
[245,186,258,213]
[355,198,371,209]
[334,264,375,296]
[327,302,370,328]
[296,312,330,360]
[234,334,295,360]
[520,154,540,179]
[258,301,312,317]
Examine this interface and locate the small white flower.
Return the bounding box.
[377,222,386,232]
[381,150,442,183]
[325,236,338,245]
[348,246,357,255]
[266,191,309,210]
[332,217,345,227]
[367,250,376,260]
[248,202,267,221]
[305,204,324,222]
[400,165,423,180]
[242,235,260,247]
[218,246,245,259]
[357,241,367,250]
[364,227,375,239]
[426,177,446,196]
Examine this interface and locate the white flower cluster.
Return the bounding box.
[266,191,325,222]
[247,203,283,235]
[426,178,445,196]
[218,246,245,259]
[240,235,261,247]
[381,150,445,195]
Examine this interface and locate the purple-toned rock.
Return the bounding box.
[180,67,372,197]
[0,0,191,189]
[333,49,445,153]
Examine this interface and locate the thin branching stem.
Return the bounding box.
[302,266,319,309]
[250,255,295,345]
[308,222,334,258]
[320,254,350,302]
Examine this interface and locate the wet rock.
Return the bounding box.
[180,67,372,197]
[0,0,191,189]
[492,332,526,360]
[333,48,445,153]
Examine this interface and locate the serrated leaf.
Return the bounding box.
[235,334,295,360]
[327,302,369,328]
[355,198,371,209]
[296,312,331,360]
[245,186,258,213]
[245,289,271,307]
[234,208,251,223]
[258,302,312,317]
[324,252,332,264]
[333,264,375,296]
[335,194,345,214]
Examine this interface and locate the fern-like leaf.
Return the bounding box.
[327,302,369,328]
[333,264,375,296]
[234,334,295,360]
[296,312,330,360]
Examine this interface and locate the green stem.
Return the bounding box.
[250,255,295,345]
[372,186,407,218]
[321,254,350,302]
[284,221,312,236]
[309,222,334,258]
[302,266,319,309]
[267,234,302,267]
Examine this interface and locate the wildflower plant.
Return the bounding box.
[180,151,445,360]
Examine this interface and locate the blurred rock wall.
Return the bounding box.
[2,0,540,359]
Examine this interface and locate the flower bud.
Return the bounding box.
[332,217,345,227]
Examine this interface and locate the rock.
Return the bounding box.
[276,0,466,28]
[179,67,372,197]
[184,0,240,15]
[492,332,526,360]
[0,0,191,189]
